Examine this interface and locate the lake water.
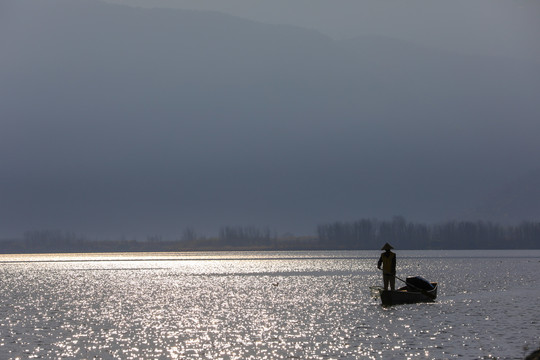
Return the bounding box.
[1,250,539,359]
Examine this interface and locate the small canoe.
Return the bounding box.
[379,282,438,306]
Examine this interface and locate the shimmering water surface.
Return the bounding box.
[1,250,539,359]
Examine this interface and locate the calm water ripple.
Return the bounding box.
[1,250,539,359]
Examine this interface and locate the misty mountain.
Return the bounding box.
[104,0,540,63]
[1,0,539,238]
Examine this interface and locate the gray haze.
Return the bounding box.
[1,0,540,239]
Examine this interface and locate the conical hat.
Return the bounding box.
[381,242,394,250]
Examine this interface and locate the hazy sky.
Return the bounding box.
[1,0,539,239]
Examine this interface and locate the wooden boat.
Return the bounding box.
[379,282,438,306]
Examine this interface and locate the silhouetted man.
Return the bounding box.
[377,242,396,290]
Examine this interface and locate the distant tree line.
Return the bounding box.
[179,226,311,251]
[1,218,539,253]
[0,227,314,253]
[0,230,180,253]
[219,226,276,247]
[317,216,540,249]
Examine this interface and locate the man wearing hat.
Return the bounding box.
[377,243,396,290]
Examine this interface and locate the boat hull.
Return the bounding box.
[379,283,438,306]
